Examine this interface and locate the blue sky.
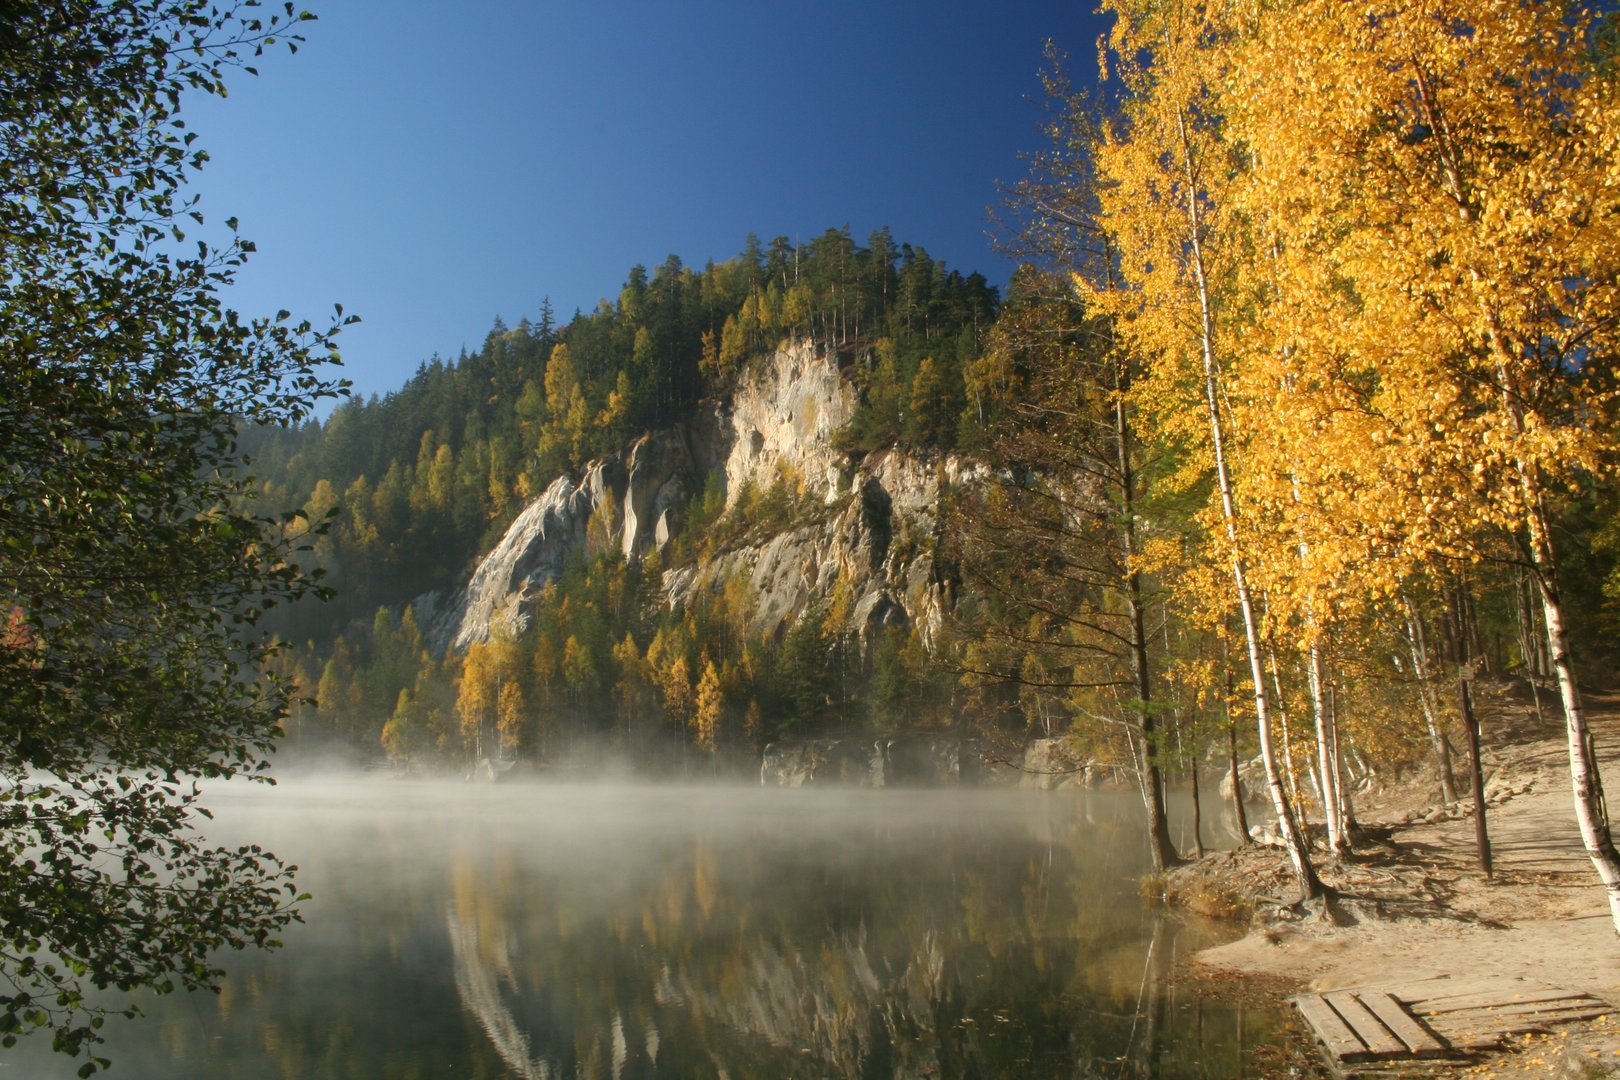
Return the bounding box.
[186,1,1110,403]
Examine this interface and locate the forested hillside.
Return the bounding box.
[252,205,1620,815]
[247,229,1003,766]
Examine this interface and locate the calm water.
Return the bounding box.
[12,781,1288,1078]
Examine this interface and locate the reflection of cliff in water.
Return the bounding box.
[447,907,555,1080]
[440,789,1275,1078]
[651,924,944,1077]
[642,911,1256,1077]
[3,782,1281,1078]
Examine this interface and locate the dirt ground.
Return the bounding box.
[1176,681,1620,1077]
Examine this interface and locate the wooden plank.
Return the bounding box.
[1456,1002,1612,1026]
[1469,997,1609,1015]
[1420,1001,1605,1031]
[1355,991,1450,1058]
[1425,1004,1613,1047]
[1294,994,1372,1063]
[1413,987,1587,1014]
[1324,992,1407,1059]
[1424,1002,1609,1028]
[1489,1011,1613,1036]
[1421,1024,1506,1051]
[1497,1010,1613,1031]
[1299,981,1613,1069]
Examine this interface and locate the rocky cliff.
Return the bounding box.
[429,340,978,656]
[722,338,854,508]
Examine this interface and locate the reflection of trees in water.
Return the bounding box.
[57,788,1277,1078]
[440,797,1274,1077]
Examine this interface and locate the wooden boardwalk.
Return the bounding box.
[1293,977,1612,1075]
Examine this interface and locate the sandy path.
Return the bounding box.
[1193,686,1620,1074]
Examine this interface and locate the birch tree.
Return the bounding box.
[969,51,1220,872]
[1088,0,1326,901]
[1227,0,1620,930]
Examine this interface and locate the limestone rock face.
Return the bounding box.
[659,448,961,650]
[1019,738,1096,791]
[619,426,708,562]
[434,340,978,657]
[441,461,618,652]
[724,338,856,507]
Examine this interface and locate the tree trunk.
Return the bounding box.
[1529,523,1620,933]
[1403,594,1458,805]
[1267,648,1302,809]
[1307,639,1348,855]
[1226,696,1250,846]
[1451,580,1493,879]
[1516,568,1546,679]
[1514,568,1550,724]
[1459,674,1492,878]
[1478,309,1620,928]
[1179,106,1320,900]
[1329,683,1362,839]
[1132,652,1178,870]
[1462,579,1490,678]
[1189,736,1206,859]
[1116,354,1180,871]
[1174,699,1206,859]
[1282,472,1343,854]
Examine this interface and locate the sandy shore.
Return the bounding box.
[1177,684,1620,1077]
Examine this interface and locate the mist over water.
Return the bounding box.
[12,778,1284,1078]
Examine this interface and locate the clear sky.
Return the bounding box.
[184,1,1111,404]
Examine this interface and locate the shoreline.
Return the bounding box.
[1167,682,1620,1077]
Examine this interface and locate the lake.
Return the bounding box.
[11,780,1291,1078]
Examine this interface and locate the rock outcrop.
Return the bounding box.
[759,737,985,787]
[621,421,719,562]
[663,449,983,650]
[432,340,980,656]
[723,338,855,506]
[1019,737,1103,791]
[443,460,618,652]
[429,421,719,653]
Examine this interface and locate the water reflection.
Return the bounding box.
[10,782,1284,1078]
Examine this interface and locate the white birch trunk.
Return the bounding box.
[1533,544,1620,935]
[1307,640,1346,854]
[1479,310,1620,929]
[1266,648,1301,807]
[1177,108,1321,901]
[1283,469,1346,854]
